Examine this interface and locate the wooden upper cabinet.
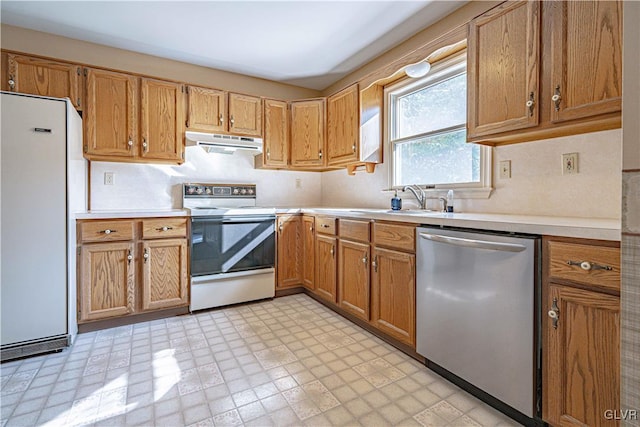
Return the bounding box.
[544,284,619,427]
[263,99,289,167]
[549,0,622,123]
[327,84,359,166]
[467,0,540,139]
[84,68,138,159]
[229,93,262,137]
[5,54,82,109]
[140,78,185,162]
[290,99,326,168]
[187,86,226,133]
[141,238,188,311]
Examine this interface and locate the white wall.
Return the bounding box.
[321,129,622,219]
[89,146,322,210]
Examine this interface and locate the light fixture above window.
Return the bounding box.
[404,61,431,78]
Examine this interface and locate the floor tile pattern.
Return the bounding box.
[1,294,520,426]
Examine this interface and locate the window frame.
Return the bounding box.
[385,53,492,198]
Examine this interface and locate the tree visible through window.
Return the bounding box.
[388,54,488,190]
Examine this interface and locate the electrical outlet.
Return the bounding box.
[562,153,578,175]
[499,160,511,179]
[295,178,302,189]
[104,172,114,185]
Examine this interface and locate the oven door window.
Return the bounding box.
[191,217,275,276]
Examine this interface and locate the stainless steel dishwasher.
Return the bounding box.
[416,227,540,421]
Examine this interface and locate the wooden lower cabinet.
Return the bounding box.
[371,247,416,346]
[141,238,188,311]
[302,216,315,290]
[79,242,135,321]
[78,217,189,325]
[338,239,370,320]
[276,215,302,288]
[315,234,337,302]
[544,284,619,427]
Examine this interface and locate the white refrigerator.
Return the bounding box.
[1,92,87,361]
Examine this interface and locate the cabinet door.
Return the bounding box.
[327,84,359,166]
[371,247,415,346]
[544,284,619,427]
[85,68,138,158]
[6,54,81,109]
[302,216,315,290]
[263,99,289,167]
[187,86,226,133]
[467,1,540,138]
[140,78,185,162]
[549,1,622,123]
[277,215,302,288]
[229,93,262,137]
[290,99,325,167]
[338,239,370,320]
[141,238,188,311]
[79,242,135,321]
[315,234,337,303]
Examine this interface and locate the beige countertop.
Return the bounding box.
[74,207,620,241]
[282,208,621,241]
[75,209,189,219]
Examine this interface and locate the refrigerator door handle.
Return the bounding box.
[419,232,527,253]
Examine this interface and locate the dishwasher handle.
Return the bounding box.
[419,232,527,253]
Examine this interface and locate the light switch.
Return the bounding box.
[499,160,511,179]
[104,172,114,185]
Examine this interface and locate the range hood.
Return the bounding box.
[185,131,263,154]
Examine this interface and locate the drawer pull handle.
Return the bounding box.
[127,250,133,264]
[566,260,612,271]
[100,229,117,235]
[156,226,173,232]
[143,248,149,263]
[321,224,330,228]
[548,297,560,329]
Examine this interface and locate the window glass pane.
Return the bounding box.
[397,73,466,138]
[394,129,479,186]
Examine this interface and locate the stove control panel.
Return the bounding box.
[184,183,256,198]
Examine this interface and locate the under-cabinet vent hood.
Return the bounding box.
[186,131,263,154]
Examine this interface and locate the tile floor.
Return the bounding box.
[1,294,520,427]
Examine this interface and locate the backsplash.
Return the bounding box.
[89,146,322,210]
[321,129,622,219]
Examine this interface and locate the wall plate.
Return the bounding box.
[562,153,578,175]
[499,160,511,179]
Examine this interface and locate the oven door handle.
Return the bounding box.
[191,215,276,224]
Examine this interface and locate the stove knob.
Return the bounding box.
[248,189,254,195]
[196,187,203,194]
[241,189,247,195]
[233,188,239,195]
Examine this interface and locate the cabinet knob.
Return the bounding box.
[566,260,612,271]
[127,250,133,264]
[156,226,173,232]
[352,144,356,153]
[219,114,224,125]
[230,115,235,126]
[526,92,535,117]
[278,224,283,233]
[128,138,133,149]
[142,139,148,152]
[310,226,313,232]
[362,254,368,265]
[372,256,378,272]
[143,248,149,263]
[100,229,116,235]
[8,78,15,91]
[318,150,323,159]
[548,297,560,329]
[552,86,562,111]
[267,148,271,159]
[330,246,334,257]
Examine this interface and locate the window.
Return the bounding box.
[387,53,491,196]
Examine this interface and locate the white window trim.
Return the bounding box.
[384,53,492,199]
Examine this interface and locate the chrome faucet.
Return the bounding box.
[402,185,427,210]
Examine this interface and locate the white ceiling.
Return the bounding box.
[0,1,465,90]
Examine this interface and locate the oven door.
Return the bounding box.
[191,215,276,276]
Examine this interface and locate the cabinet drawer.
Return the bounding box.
[339,219,370,242]
[548,241,620,291]
[80,220,134,242]
[316,216,337,235]
[142,218,188,239]
[373,222,415,252]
